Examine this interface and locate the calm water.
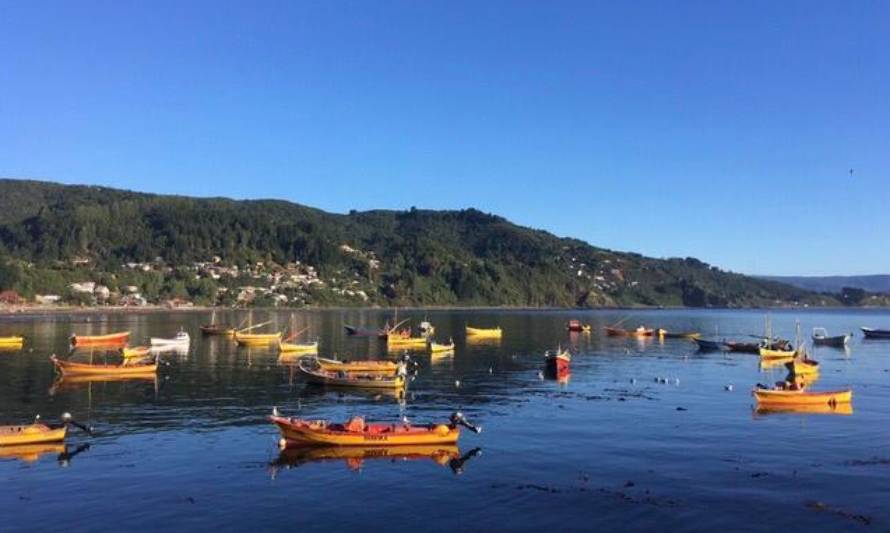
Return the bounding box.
[2,308,889,532]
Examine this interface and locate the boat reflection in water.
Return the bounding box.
[270,445,482,477]
[0,443,90,465]
[49,372,159,396]
[754,403,853,417]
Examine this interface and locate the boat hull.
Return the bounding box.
[279,341,318,353]
[0,336,25,346]
[812,334,850,347]
[314,357,397,373]
[71,331,130,347]
[235,332,282,346]
[298,364,405,389]
[861,327,890,339]
[0,424,67,447]
[51,355,158,376]
[753,388,852,406]
[465,326,502,338]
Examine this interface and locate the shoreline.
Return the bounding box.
[2,303,888,318]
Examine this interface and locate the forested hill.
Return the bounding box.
[0,179,835,308]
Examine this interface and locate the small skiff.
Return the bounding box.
[270,409,480,447]
[297,362,406,389]
[812,328,850,347]
[313,357,399,373]
[51,354,158,376]
[70,331,130,347]
[235,331,282,346]
[753,387,852,407]
[150,330,190,348]
[465,326,502,338]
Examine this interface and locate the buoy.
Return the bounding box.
[725,384,733,391]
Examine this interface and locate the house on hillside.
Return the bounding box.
[0,290,24,305]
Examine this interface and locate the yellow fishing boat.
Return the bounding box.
[753,387,852,407]
[0,421,67,447]
[386,331,428,347]
[50,354,158,376]
[270,409,480,447]
[465,326,502,338]
[235,331,282,346]
[0,336,24,347]
[430,340,456,353]
[759,346,797,359]
[314,356,399,373]
[279,340,318,353]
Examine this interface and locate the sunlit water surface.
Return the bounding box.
[2,308,889,532]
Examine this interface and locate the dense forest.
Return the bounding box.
[0,179,841,308]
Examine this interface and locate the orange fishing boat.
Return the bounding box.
[50,354,158,376]
[70,331,130,347]
[270,409,481,447]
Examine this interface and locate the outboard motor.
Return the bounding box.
[449,412,482,434]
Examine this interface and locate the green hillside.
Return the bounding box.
[0,179,836,308]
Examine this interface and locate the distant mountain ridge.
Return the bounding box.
[0,178,838,308]
[759,275,890,294]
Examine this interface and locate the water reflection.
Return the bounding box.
[754,403,854,417]
[0,443,90,465]
[270,445,482,476]
[49,373,159,396]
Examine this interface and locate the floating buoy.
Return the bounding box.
[725,384,734,392]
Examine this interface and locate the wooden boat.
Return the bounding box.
[50,354,158,376]
[201,310,234,336]
[270,409,481,447]
[657,329,701,339]
[314,356,398,373]
[861,327,890,339]
[812,328,850,347]
[121,345,151,359]
[279,340,318,353]
[545,347,571,374]
[695,338,727,352]
[0,421,67,446]
[605,326,654,337]
[753,386,852,407]
[70,331,130,347]
[785,357,820,376]
[0,335,24,346]
[430,340,455,353]
[386,333,428,347]
[465,326,502,338]
[759,346,798,359]
[566,320,591,333]
[297,362,406,389]
[235,331,282,346]
[150,330,190,348]
[200,324,235,336]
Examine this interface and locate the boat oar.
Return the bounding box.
[62,412,94,435]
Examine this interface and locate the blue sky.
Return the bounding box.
[1,1,887,276]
